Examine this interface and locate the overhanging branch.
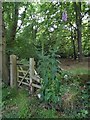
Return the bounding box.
[17,3,28,32]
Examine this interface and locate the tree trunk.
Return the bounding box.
[0,2,9,85]
[2,14,9,84]
[2,3,28,84]
[71,27,77,60]
[74,2,83,61]
[2,3,19,84]
[0,1,2,84]
[9,2,19,50]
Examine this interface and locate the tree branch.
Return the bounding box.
[17,4,28,32]
[69,22,77,30]
[81,9,90,19]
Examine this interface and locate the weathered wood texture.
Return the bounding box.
[29,58,35,94]
[12,57,41,93]
[10,55,17,88]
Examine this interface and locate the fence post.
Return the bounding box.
[10,55,17,88]
[29,58,35,94]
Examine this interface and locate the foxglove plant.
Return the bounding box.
[62,11,67,21]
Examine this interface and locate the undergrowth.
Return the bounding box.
[2,84,58,118]
[2,54,89,119]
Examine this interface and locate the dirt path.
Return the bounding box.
[59,58,90,70]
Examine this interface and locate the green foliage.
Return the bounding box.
[38,54,89,117]
[2,85,18,118]
[2,79,89,118]
[2,2,90,119]
[14,38,37,59]
[77,109,88,118]
[3,2,89,59]
[2,2,89,59]
[14,90,29,118]
[2,85,58,118]
[2,84,17,103]
[38,52,61,105]
[27,96,58,118]
[68,68,90,75]
[2,85,30,118]
[37,108,58,118]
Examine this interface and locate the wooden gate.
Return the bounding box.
[10,55,41,94]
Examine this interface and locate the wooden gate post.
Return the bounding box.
[29,58,35,94]
[10,55,17,88]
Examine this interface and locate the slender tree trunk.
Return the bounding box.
[0,1,2,84]
[74,2,83,61]
[0,2,9,84]
[2,13,9,84]
[71,27,77,60]
[9,2,19,51]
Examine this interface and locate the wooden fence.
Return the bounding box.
[10,54,41,94]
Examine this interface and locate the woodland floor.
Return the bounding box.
[2,57,90,118]
[60,57,90,70]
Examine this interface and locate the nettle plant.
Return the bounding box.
[38,51,62,105]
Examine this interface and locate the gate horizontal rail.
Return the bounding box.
[10,55,41,94]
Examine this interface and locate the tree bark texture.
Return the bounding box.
[74,2,83,61]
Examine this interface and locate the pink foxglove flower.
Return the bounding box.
[62,11,67,21]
